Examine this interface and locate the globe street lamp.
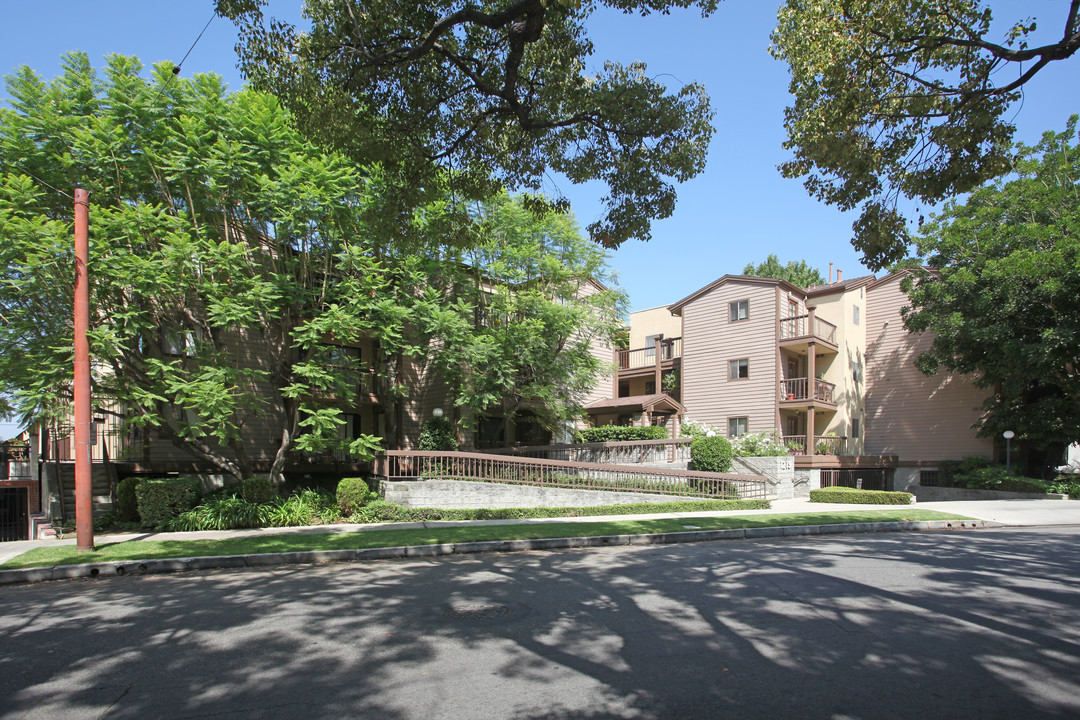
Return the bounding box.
[1003,430,1015,474]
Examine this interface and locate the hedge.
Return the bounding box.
[690,435,734,473]
[136,476,202,528]
[242,476,274,504]
[575,425,671,443]
[337,476,379,517]
[116,476,143,522]
[810,487,914,505]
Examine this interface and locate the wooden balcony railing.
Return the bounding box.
[779,378,836,403]
[779,314,837,344]
[617,337,681,370]
[781,435,849,456]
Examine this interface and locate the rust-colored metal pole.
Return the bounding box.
[74,188,94,551]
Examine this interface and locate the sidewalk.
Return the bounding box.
[3,497,1077,569]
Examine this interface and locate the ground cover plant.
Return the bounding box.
[1,508,972,571]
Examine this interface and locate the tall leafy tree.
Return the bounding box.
[902,118,1080,470]
[742,254,824,288]
[0,53,394,481]
[215,0,717,249]
[770,0,1080,269]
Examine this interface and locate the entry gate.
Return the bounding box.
[0,487,29,542]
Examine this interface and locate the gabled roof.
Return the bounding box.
[668,275,805,315]
[804,274,877,297]
[583,393,686,415]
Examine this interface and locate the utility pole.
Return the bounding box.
[74,188,94,552]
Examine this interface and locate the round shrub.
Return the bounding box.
[690,435,734,473]
[116,476,143,522]
[417,416,457,451]
[337,476,379,518]
[242,476,274,504]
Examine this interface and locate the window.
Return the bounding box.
[728,417,749,437]
[162,330,197,357]
[728,358,749,380]
[920,470,940,487]
[851,418,860,438]
[851,359,863,383]
[644,333,663,359]
[729,300,749,322]
[645,380,656,395]
[618,380,631,398]
[853,304,861,325]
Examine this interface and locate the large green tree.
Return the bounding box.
[902,119,1080,469]
[742,254,824,288]
[216,0,717,249]
[770,0,1080,269]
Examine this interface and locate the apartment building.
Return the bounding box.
[588,270,993,485]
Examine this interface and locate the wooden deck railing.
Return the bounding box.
[780,435,849,456]
[779,378,837,403]
[374,450,767,500]
[617,337,682,370]
[779,315,837,344]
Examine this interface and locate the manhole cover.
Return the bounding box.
[444,603,513,621]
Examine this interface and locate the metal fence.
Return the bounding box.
[375,450,767,500]
[820,468,888,491]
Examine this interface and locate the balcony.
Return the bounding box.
[779,378,836,405]
[779,313,837,348]
[782,434,848,456]
[617,337,681,373]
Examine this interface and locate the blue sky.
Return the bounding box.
[0,1,1076,438]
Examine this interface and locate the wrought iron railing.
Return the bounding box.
[478,439,692,465]
[375,450,767,500]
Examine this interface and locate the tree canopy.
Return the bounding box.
[215,0,717,249]
[770,0,1080,270]
[742,254,824,288]
[0,53,625,481]
[902,118,1080,465]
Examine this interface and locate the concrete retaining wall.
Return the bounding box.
[382,479,712,509]
[733,456,798,499]
[913,486,1066,502]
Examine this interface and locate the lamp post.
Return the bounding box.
[1003,430,1015,474]
[432,407,444,419]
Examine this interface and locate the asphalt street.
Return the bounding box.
[2,525,1079,719]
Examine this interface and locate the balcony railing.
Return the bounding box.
[779,314,837,345]
[779,378,836,403]
[617,337,682,370]
[781,435,849,456]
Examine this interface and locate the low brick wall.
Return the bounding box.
[382,479,713,509]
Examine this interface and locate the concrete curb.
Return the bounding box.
[0,518,993,586]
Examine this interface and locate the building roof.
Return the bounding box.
[804,274,877,297]
[583,393,686,415]
[668,275,805,315]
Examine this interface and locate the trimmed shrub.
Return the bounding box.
[337,476,379,517]
[116,476,143,522]
[136,476,201,529]
[938,456,992,487]
[690,435,734,473]
[956,467,1049,494]
[417,416,457,451]
[576,425,670,443]
[242,476,274,504]
[811,487,914,504]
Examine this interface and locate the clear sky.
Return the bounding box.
[0,0,1076,439]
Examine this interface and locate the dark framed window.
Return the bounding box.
[728,417,749,437]
[728,358,749,380]
[729,300,749,322]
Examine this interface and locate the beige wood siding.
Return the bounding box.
[681,281,778,434]
[864,275,992,461]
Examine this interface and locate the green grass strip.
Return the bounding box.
[1,508,971,571]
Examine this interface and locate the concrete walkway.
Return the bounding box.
[2,496,1077,569]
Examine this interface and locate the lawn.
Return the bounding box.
[1,508,972,571]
